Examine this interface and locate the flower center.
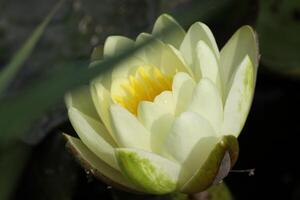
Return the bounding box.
[113,66,173,115]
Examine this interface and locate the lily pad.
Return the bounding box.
[257,0,300,76]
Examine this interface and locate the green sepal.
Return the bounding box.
[116,148,181,195]
[63,134,144,194]
[181,135,239,193]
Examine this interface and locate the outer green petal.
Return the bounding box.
[220,25,259,89]
[195,41,222,93]
[172,72,196,116]
[164,112,217,182]
[65,86,99,120]
[188,78,223,133]
[181,135,239,194]
[64,134,143,193]
[222,56,254,137]
[116,148,181,194]
[103,36,134,58]
[110,105,151,151]
[180,22,219,72]
[68,108,118,169]
[137,101,174,154]
[152,14,186,49]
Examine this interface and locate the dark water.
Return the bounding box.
[227,71,300,200]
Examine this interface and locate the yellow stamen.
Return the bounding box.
[112,65,173,115]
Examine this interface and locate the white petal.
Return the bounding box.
[110,105,151,151]
[135,33,165,67]
[160,45,192,76]
[116,148,181,194]
[180,22,219,72]
[65,86,99,120]
[172,72,196,115]
[135,32,152,44]
[154,91,175,114]
[90,82,116,141]
[164,112,218,182]
[137,101,174,153]
[68,108,118,169]
[111,56,144,80]
[152,14,186,49]
[103,36,134,58]
[136,33,191,77]
[188,79,223,133]
[220,26,258,88]
[110,77,129,98]
[221,55,254,137]
[65,135,141,192]
[195,41,222,92]
[134,33,149,60]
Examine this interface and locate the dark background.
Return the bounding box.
[1,0,300,199]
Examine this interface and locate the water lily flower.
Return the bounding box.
[64,14,259,194]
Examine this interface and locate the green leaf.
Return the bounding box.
[0,30,161,146]
[0,0,64,94]
[257,0,300,76]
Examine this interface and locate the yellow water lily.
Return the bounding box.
[64,14,259,194]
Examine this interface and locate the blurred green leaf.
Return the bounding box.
[0,2,65,199]
[0,28,173,146]
[0,0,64,94]
[257,0,300,76]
